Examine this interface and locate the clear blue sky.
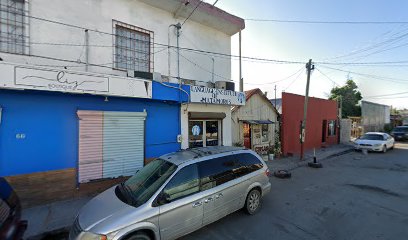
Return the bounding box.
[211,0,408,109]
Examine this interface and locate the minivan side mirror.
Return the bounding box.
[156,192,170,205]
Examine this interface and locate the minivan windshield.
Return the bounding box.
[119,159,177,207]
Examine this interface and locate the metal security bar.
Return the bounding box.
[0,0,29,54]
[112,20,154,73]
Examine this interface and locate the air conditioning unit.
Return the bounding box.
[215,81,235,91]
[127,70,153,80]
[153,72,162,82]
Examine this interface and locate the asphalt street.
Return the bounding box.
[181,142,408,240]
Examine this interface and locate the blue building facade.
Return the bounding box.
[0,80,190,206]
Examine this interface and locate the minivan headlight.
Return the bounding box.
[81,232,107,240]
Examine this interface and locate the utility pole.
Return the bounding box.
[300,59,314,160]
[239,30,243,92]
[274,85,277,132]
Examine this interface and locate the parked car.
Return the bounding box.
[0,177,27,240]
[354,132,395,153]
[390,126,408,141]
[69,146,271,240]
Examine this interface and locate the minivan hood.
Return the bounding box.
[78,186,130,232]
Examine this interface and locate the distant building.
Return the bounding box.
[281,93,339,156]
[361,101,391,132]
[270,98,282,114]
[232,89,279,154]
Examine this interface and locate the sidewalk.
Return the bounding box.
[22,197,91,239]
[264,143,354,171]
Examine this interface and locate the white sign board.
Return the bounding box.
[190,86,245,106]
[0,63,152,99]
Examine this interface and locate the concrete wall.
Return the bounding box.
[340,119,352,143]
[2,0,231,83]
[362,101,390,132]
[231,93,278,147]
[282,93,338,156]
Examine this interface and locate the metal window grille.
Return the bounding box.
[0,0,28,54]
[113,20,154,72]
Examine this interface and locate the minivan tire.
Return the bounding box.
[126,232,151,240]
[244,189,261,215]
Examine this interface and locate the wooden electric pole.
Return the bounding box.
[300,59,314,160]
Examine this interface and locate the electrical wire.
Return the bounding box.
[182,0,204,27]
[244,18,408,25]
[284,68,305,91]
[315,68,341,87]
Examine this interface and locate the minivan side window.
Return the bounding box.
[162,164,200,202]
[199,155,236,191]
[235,153,263,177]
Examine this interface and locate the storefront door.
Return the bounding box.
[189,120,221,148]
[243,123,251,149]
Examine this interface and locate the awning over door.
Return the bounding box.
[189,112,226,120]
[241,120,274,124]
[77,110,146,183]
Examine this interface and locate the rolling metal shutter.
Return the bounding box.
[77,110,146,183]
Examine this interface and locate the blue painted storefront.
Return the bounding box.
[0,82,190,177]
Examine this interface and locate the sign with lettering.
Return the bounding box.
[0,63,152,99]
[15,67,109,92]
[190,86,245,106]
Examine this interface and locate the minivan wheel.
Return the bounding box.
[126,232,151,240]
[245,189,261,215]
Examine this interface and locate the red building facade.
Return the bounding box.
[281,93,339,156]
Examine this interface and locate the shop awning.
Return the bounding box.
[189,112,227,120]
[241,120,275,124]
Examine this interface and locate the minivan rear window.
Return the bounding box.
[198,153,263,191]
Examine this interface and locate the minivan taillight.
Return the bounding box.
[265,168,271,177]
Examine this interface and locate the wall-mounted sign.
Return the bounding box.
[190,86,245,106]
[0,62,152,99]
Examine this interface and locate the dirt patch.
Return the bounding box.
[345,184,401,197]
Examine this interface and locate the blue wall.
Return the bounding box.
[0,88,181,176]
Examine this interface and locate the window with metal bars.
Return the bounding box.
[0,0,27,54]
[113,20,154,72]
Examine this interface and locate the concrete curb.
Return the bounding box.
[270,146,354,172]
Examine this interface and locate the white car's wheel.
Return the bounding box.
[382,145,387,153]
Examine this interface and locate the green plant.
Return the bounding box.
[233,141,244,147]
[273,128,282,156]
[383,123,392,133]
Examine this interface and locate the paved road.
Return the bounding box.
[181,142,408,240]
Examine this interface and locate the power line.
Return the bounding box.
[244,18,408,25]
[284,68,305,91]
[182,0,204,26]
[364,91,408,98]
[245,66,304,85]
[319,65,408,84]
[315,68,341,87]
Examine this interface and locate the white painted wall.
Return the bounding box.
[181,103,232,149]
[2,0,232,83]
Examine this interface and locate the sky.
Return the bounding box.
[209,0,408,109]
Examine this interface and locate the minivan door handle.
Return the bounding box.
[204,197,214,203]
[215,193,223,199]
[192,201,202,208]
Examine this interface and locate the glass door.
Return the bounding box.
[189,120,221,148]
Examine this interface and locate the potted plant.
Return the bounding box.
[267,146,274,161]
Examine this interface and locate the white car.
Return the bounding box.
[354,132,395,153]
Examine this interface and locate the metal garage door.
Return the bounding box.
[77,110,146,183]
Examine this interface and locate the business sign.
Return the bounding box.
[0,63,152,99]
[15,67,109,92]
[190,86,245,106]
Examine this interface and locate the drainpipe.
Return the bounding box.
[85,29,89,71]
[239,29,243,92]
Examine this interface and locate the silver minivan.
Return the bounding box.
[69,146,271,240]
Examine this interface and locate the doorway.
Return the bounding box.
[322,120,327,143]
[243,123,251,149]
